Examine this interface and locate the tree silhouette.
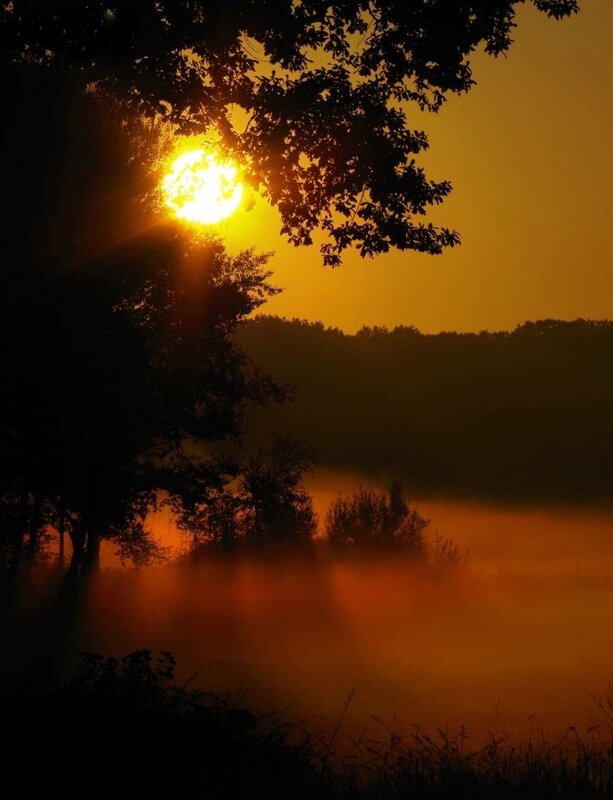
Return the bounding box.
[1,1,579,264]
[240,438,317,548]
[172,438,317,553]
[0,65,286,581]
[0,232,285,579]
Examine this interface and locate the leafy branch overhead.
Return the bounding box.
[1,1,579,264]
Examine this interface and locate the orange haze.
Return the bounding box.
[63,473,613,748]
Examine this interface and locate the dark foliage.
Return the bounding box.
[1,649,610,800]
[172,437,318,552]
[238,316,613,502]
[1,650,320,800]
[241,437,318,548]
[326,482,428,555]
[0,233,285,577]
[1,1,579,264]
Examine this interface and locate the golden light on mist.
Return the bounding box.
[162,149,243,224]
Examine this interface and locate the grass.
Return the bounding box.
[1,650,611,800]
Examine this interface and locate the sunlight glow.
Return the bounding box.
[162,149,243,224]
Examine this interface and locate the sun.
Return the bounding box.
[162,149,243,224]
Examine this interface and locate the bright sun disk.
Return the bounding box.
[162,149,243,224]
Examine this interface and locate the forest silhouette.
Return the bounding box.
[239,316,613,502]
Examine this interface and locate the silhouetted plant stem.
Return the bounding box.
[67,520,86,579]
[83,528,101,575]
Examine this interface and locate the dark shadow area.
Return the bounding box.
[0,650,320,800]
[1,649,610,800]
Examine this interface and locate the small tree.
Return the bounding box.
[174,438,317,554]
[326,482,428,556]
[241,438,317,549]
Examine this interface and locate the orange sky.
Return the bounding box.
[218,0,612,333]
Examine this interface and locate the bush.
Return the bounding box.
[325,483,429,556]
[1,650,319,800]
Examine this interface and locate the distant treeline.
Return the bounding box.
[237,317,613,502]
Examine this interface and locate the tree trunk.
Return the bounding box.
[67,519,86,579]
[83,528,101,574]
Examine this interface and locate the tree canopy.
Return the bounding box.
[1,1,579,264]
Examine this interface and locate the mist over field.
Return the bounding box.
[9,470,610,750]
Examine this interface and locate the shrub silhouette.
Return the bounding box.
[2,650,319,800]
[326,483,429,555]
